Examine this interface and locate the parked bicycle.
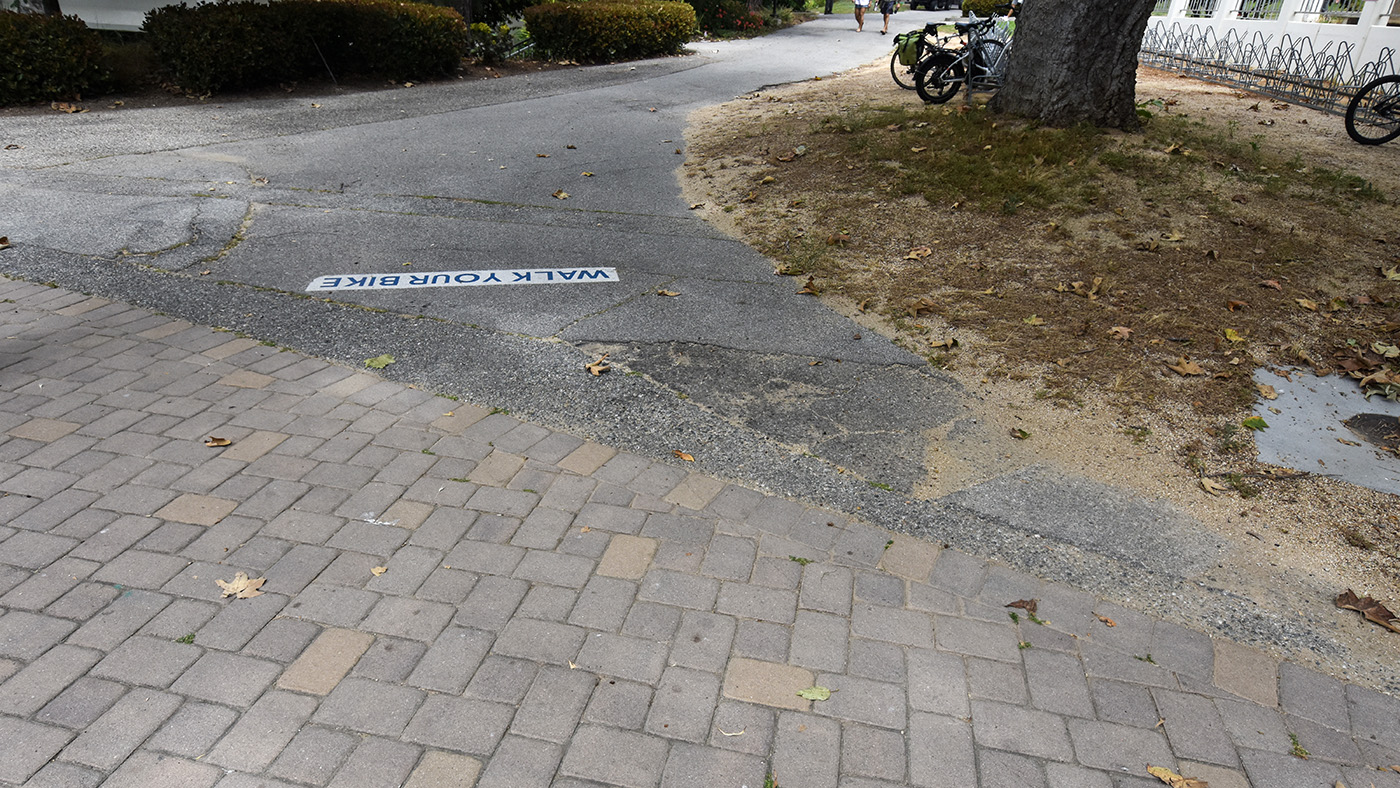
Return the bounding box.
[1345,74,1400,145]
[890,23,956,91]
[912,9,1012,105]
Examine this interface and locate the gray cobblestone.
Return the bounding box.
[670,610,737,673]
[402,695,515,756]
[848,638,904,683]
[646,666,721,742]
[326,736,421,788]
[1023,648,1095,718]
[791,610,850,673]
[971,699,1075,762]
[773,711,840,788]
[576,631,669,683]
[453,575,528,630]
[623,601,683,640]
[1067,717,1176,772]
[814,673,907,729]
[560,724,671,788]
[733,619,790,662]
[267,726,357,785]
[465,655,539,704]
[31,673,121,727]
[314,676,425,736]
[351,636,428,683]
[406,626,492,693]
[638,568,719,610]
[60,688,182,770]
[0,716,74,783]
[89,635,200,688]
[146,701,238,758]
[171,652,281,706]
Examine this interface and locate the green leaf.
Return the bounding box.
[364,354,396,370]
[1242,416,1269,431]
[796,686,833,701]
[1223,328,1245,343]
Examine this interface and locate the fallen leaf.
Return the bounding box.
[826,233,850,246]
[536,153,550,158]
[1242,416,1268,431]
[907,296,936,317]
[204,436,232,447]
[566,144,577,149]
[3,144,19,150]
[552,190,569,199]
[1256,384,1278,400]
[1167,357,1205,376]
[905,246,933,260]
[1227,300,1248,312]
[581,171,594,177]
[657,290,680,297]
[1380,265,1400,281]
[585,353,610,376]
[1260,279,1283,290]
[1295,298,1318,312]
[1096,614,1117,627]
[216,572,266,599]
[1200,477,1230,495]
[796,686,833,701]
[673,450,695,462]
[1146,765,1210,787]
[1023,315,1045,326]
[310,103,322,108]
[1109,326,1133,341]
[1010,427,1030,440]
[1223,328,1245,343]
[797,277,821,296]
[0,237,9,251]
[689,203,704,210]
[51,101,88,113]
[370,566,388,576]
[1338,438,1361,446]
[911,146,928,153]
[1006,599,1038,615]
[1336,589,1400,633]
[364,354,395,370]
[717,727,746,736]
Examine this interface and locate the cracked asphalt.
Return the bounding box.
[1,12,1391,688]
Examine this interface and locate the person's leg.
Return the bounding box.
[854,4,864,30]
[881,6,890,32]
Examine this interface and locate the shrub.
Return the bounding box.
[688,0,764,32]
[469,22,516,64]
[524,0,695,61]
[144,0,469,94]
[0,11,108,105]
[419,0,535,26]
[960,0,999,16]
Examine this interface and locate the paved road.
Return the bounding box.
[1,277,1398,787]
[0,13,1390,692]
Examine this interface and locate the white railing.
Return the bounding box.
[1152,0,1400,66]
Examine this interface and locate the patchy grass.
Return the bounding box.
[686,67,1400,432]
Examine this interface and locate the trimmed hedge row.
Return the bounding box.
[0,11,108,106]
[144,0,470,94]
[524,0,695,62]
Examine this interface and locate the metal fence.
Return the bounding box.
[1141,20,1397,113]
[1235,0,1283,20]
[1295,0,1366,22]
[1153,0,1173,15]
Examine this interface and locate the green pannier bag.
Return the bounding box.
[895,31,919,66]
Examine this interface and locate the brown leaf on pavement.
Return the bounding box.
[1335,589,1400,633]
[216,572,265,599]
[1006,599,1038,616]
[1096,614,1117,627]
[204,436,232,447]
[673,450,695,462]
[1147,765,1210,787]
[0,236,9,250]
[797,277,821,296]
[371,566,388,576]
[585,354,610,376]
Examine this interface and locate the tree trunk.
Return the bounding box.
[989,0,1155,130]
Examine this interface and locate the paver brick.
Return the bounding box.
[100,750,221,788]
[0,716,74,783]
[406,750,484,788]
[1278,661,1350,732]
[361,596,455,641]
[60,689,182,770]
[637,568,718,610]
[171,651,281,706]
[66,589,170,650]
[513,549,596,588]
[511,665,597,742]
[465,655,539,704]
[1067,717,1176,772]
[406,626,492,693]
[351,635,428,682]
[453,575,528,631]
[326,736,422,788]
[145,701,238,758]
[32,674,124,728]
[0,644,103,716]
[314,676,425,736]
[799,563,853,616]
[1214,638,1278,707]
[716,581,797,624]
[1153,687,1239,766]
[1023,648,1095,718]
[721,657,812,711]
[266,725,358,784]
[670,610,737,673]
[0,531,78,569]
[194,591,287,650]
[285,583,380,627]
[575,503,647,534]
[622,600,682,640]
[89,635,200,688]
[971,699,1075,762]
[772,711,840,788]
[66,514,161,562]
[646,666,721,742]
[559,724,672,788]
[402,695,515,756]
[598,535,659,580]
[573,629,667,682]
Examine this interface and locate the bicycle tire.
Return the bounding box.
[915,52,964,105]
[1346,75,1400,145]
[891,50,917,91]
[971,39,1007,84]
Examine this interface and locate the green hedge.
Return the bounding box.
[524,0,695,62]
[0,11,108,106]
[144,0,469,94]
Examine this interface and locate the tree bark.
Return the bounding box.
[989,0,1155,130]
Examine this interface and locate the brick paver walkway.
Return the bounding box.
[2,276,1399,788]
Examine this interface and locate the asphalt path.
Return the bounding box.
[0,12,1357,670]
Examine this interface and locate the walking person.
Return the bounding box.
[879,0,896,34]
[853,0,868,31]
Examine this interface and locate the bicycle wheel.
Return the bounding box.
[891,50,917,91]
[1346,75,1400,145]
[915,52,964,105]
[971,39,1007,86]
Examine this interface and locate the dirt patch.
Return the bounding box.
[681,62,1400,686]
